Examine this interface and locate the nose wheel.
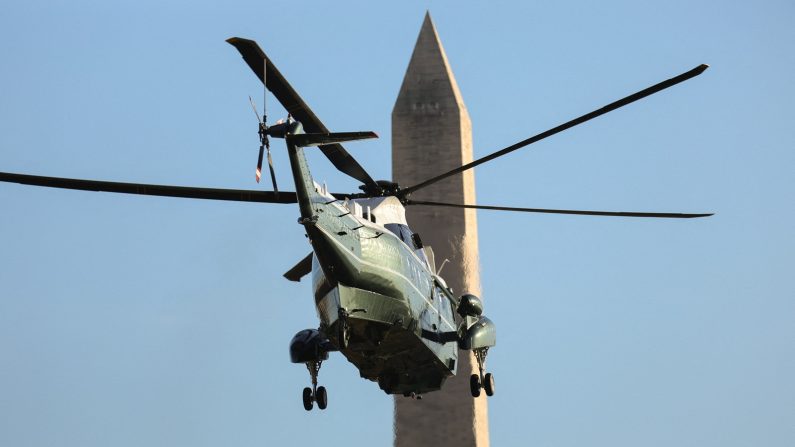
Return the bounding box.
[301,360,328,411]
[469,347,495,398]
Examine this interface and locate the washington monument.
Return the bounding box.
[393,12,489,447]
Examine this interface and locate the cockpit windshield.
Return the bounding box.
[385,223,413,246]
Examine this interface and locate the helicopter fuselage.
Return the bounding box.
[286,130,460,395]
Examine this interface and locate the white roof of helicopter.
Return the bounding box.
[314,181,408,226]
[350,196,408,226]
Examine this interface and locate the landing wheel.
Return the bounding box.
[484,373,495,396]
[471,347,495,398]
[302,387,313,411]
[470,374,481,397]
[316,386,328,410]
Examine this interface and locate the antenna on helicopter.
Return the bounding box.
[248,56,279,193]
[436,258,450,276]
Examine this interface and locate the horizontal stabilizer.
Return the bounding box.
[288,132,378,148]
[284,252,313,282]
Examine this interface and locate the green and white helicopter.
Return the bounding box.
[0,37,711,411]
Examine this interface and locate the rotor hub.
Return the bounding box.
[359,180,401,198]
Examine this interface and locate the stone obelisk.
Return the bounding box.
[392,12,489,447]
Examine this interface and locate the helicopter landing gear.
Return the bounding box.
[469,347,495,398]
[302,387,313,410]
[470,374,481,397]
[302,360,328,411]
[483,372,495,396]
[289,329,332,410]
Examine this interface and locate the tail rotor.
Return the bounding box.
[247,57,278,193]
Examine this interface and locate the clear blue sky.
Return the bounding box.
[1,1,793,446]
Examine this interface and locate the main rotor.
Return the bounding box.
[227,36,711,218]
[0,38,713,220]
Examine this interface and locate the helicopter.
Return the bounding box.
[0,37,712,411]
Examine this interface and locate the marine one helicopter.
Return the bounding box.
[0,37,712,411]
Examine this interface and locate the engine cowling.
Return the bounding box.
[289,329,332,364]
[458,316,496,351]
[457,294,483,317]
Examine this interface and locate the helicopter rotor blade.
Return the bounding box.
[0,171,297,204]
[398,64,709,199]
[262,55,268,125]
[248,96,263,124]
[227,37,378,190]
[265,141,278,193]
[405,200,713,218]
[256,144,265,183]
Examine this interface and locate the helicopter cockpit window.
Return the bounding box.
[385,223,414,247]
[385,223,429,265]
